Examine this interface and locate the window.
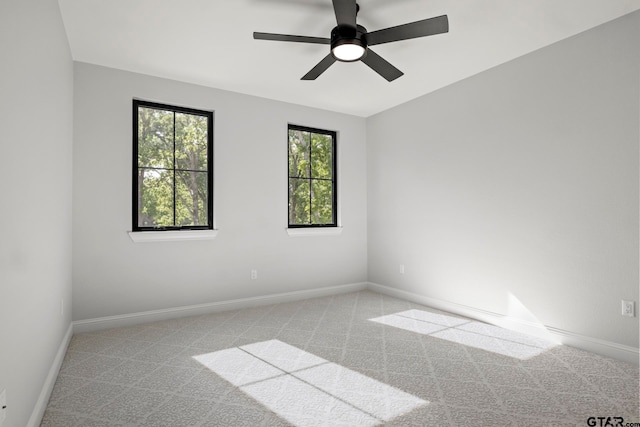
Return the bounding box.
[133,100,213,231]
[288,124,337,227]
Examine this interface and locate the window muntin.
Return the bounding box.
[288,124,337,227]
[133,100,213,231]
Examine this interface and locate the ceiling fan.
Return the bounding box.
[253,0,449,82]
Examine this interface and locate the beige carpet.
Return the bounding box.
[41,291,639,426]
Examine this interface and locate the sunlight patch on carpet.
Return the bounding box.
[370,309,557,359]
[194,339,427,426]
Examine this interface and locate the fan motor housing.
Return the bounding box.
[330,25,368,62]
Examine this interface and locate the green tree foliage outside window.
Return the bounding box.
[133,100,213,230]
[288,125,337,227]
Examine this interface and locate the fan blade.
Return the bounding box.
[254,32,330,44]
[301,54,337,80]
[367,15,448,46]
[332,0,357,28]
[361,49,403,82]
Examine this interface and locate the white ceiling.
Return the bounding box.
[57,0,640,117]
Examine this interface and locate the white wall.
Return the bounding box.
[367,12,639,348]
[0,0,74,425]
[72,63,367,321]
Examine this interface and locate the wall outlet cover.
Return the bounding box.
[0,388,6,425]
[622,300,635,317]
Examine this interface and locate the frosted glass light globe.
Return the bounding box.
[332,43,365,61]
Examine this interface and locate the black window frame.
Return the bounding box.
[287,124,338,228]
[132,99,214,232]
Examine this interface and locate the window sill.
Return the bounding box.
[286,227,343,237]
[128,229,218,243]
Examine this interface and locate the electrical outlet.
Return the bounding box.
[399,264,405,274]
[251,269,258,280]
[0,389,7,426]
[622,300,635,317]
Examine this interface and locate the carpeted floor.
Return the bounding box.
[41,291,639,426]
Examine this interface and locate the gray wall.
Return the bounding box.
[72,63,368,321]
[367,11,639,348]
[0,0,74,425]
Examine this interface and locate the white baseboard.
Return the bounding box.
[73,282,368,333]
[70,280,638,364]
[367,282,640,365]
[27,322,73,427]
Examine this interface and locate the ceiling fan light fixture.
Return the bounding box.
[330,25,367,62]
[332,41,366,61]
[254,1,449,81]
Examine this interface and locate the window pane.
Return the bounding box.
[311,180,334,225]
[289,129,310,178]
[134,101,213,231]
[138,107,174,169]
[175,113,208,171]
[138,168,174,227]
[175,170,208,226]
[289,178,310,225]
[311,132,332,179]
